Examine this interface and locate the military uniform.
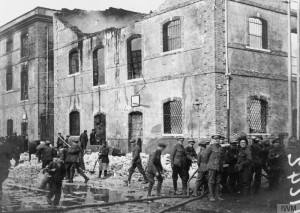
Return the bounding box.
[98,144,110,178]
[236,146,252,195]
[37,142,56,169]
[184,141,197,180]
[193,143,208,197]
[224,142,239,194]
[250,138,263,193]
[171,138,187,194]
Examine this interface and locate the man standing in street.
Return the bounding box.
[65,138,89,183]
[124,138,148,186]
[90,129,96,145]
[185,140,197,180]
[80,130,88,150]
[171,137,187,195]
[203,135,225,202]
[146,143,166,197]
[250,136,263,194]
[37,141,56,169]
[193,142,208,197]
[56,133,64,150]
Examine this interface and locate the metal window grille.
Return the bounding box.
[21,33,29,57]
[21,64,28,100]
[249,18,263,49]
[163,19,181,52]
[6,66,12,91]
[70,111,80,136]
[128,38,142,80]
[69,51,79,74]
[6,38,13,52]
[94,114,106,145]
[248,99,267,133]
[163,100,182,134]
[93,48,105,86]
[7,119,13,136]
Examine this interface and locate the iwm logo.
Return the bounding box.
[278,204,300,213]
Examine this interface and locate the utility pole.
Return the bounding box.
[297,0,300,139]
[287,0,292,137]
[225,0,231,141]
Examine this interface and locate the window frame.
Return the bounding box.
[92,47,105,86]
[69,111,80,136]
[21,31,29,57]
[127,35,142,80]
[163,98,183,135]
[69,49,79,75]
[21,63,28,100]
[247,96,268,134]
[6,66,13,91]
[162,17,182,52]
[248,17,268,50]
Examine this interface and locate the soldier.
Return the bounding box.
[261,139,271,175]
[193,142,208,197]
[45,157,66,207]
[220,135,230,193]
[98,142,110,179]
[146,143,166,197]
[268,138,286,191]
[0,137,13,198]
[80,130,88,150]
[236,138,252,196]
[56,133,64,150]
[65,138,89,183]
[59,144,70,180]
[203,135,225,201]
[171,137,187,195]
[90,129,96,145]
[185,140,197,180]
[225,140,239,194]
[65,135,70,145]
[37,141,56,169]
[124,138,148,186]
[250,136,263,193]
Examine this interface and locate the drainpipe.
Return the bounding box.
[298,0,300,139]
[46,26,49,126]
[287,0,292,137]
[225,0,231,141]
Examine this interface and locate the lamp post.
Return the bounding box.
[193,99,203,143]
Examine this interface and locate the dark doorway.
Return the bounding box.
[70,111,80,136]
[94,114,106,145]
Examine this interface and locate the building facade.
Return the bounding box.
[54,0,294,153]
[0,7,57,142]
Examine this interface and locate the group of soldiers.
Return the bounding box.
[124,133,298,201]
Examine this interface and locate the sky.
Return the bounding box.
[0,0,166,26]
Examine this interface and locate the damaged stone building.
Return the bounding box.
[54,0,295,153]
[0,7,57,142]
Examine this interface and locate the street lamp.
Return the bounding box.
[193,99,203,143]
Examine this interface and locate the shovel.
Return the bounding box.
[89,159,99,174]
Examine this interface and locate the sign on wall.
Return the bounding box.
[131,95,140,107]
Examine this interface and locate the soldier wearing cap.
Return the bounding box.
[56,133,65,150]
[203,134,225,201]
[193,141,208,197]
[124,138,148,186]
[184,140,197,180]
[65,138,89,183]
[224,139,239,194]
[80,130,88,150]
[250,136,263,193]
[90,129,96,145]
[146,143,166,197]
[37,141,56,169]
[171,137,188,195]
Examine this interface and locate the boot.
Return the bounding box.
[98,171,102,178]
[79,169,89,183]
[215,184,224,201]
[104,170,108,178]
[68,170,74,183]
[148,182,154,197]
[208,185,216,202]
[173,180,181,195]
[182,180,188,196]
[156,181,162,197]
[141,172,149,184]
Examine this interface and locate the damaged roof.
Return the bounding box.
[55,7,145,34]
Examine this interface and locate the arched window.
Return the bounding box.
[69,49,79,74]
[21,64,28,100]
[128,112,143,152]
[70,111,80,136]
[94,114,106,145]
[163,99,182,134]
[163,18,181,52]
[127,36,142,80]
[21,32,29,57]
[6,66,12,91]
[93,48,105,86]
[7,119,13,136]
[249,17,268,49]
[248,98,267,133]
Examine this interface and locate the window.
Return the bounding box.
[249,17,268,49]
[292,32,298,76]
[7,119,13,136]
[6,66,12,91]
[163,100,182,134]
[163,18,181,52]
[94,114,106,145]
[21,32,29,57]
[6,37,13,52]
[93,48,105,86]
[69,50,79,74]
[21,64,28,100]
[70,111,80,136]
[248,98,267,133]
[127,36,142,80]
